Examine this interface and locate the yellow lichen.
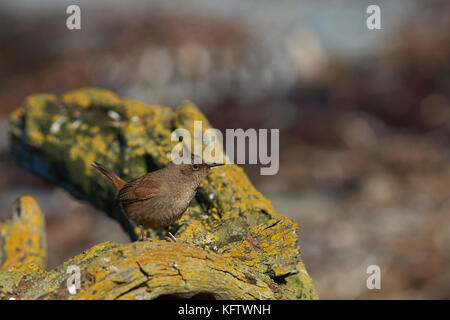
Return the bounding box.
[0,195,47,274]
[5,88,318,299]
[62,87,122,110]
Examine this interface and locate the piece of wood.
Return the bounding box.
[4,88,318,299]
[0,195,47,298]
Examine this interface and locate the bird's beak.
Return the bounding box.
[206,162,224,168]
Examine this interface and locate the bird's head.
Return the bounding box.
[169,154,224,186]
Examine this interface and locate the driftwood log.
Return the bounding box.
[1,88,318,299]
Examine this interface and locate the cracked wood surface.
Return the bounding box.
[13,241,274,300]
[3,88,318,299]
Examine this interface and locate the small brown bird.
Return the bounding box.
[91,155,223,242]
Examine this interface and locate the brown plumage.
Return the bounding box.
[91,155,223,242]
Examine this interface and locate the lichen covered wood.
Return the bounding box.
[5,88,318,299]
[0,195,47,297]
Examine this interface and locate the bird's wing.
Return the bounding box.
[116,172,164,205]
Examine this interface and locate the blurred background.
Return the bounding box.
[0,0,449,299]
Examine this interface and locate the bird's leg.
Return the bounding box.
[139,225,147,241]
[164,228,177,242]
[165,232,177,242]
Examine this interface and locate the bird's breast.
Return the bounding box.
[122,187,196,229]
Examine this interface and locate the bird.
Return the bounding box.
[91,154,223,242]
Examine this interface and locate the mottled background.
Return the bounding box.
[0,0,449,299]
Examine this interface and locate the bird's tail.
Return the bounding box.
[91,161,126,192]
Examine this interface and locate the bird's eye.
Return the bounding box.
[192,164,199,170]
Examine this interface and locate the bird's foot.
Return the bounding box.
[165,232,177,243]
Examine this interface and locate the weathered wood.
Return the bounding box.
[8,239,276,300]
[4,88,318,299]
[0,195,47,297]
